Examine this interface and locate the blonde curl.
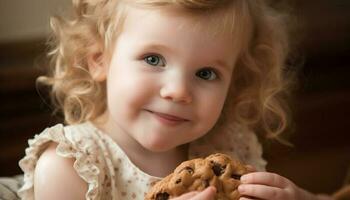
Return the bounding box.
[38,0,295,141]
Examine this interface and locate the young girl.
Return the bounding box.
[18,0,333,200]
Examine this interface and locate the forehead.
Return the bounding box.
[118,5,240,62]
[123,4,236,38]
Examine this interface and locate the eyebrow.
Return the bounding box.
[138,43,175,54]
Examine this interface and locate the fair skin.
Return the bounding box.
[238,172,334,200]
[34,4,333,200]
[34,143,87,200]
[93,5,236,179]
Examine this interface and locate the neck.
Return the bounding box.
[130,144,189,177]
[92,113,189,177]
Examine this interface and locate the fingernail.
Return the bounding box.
[240,175,247,183]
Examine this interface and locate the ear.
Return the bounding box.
[87,51,108,82]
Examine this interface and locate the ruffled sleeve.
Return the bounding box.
[17,124,105,200]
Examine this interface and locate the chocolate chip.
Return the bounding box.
[175,178,181,184]
[231,174,242,180]
[182,166,194,174]
[212,163,225,176]
[155,192,169,200]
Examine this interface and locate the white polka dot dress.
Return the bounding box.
[18,121,266,199]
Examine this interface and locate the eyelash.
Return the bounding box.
[142,54,219,81]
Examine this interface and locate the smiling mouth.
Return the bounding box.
[145,110,189,123]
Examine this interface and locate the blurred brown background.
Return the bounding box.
[0,0,349,196]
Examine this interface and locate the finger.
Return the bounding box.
[241,172,290,188]
[238,184,287,199]
[191,186,216,200]
[239,197,257,200]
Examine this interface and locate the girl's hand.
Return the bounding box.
[238,172,334,200]
[171,186,216,200]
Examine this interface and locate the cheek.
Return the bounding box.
[197,90,227,131]
[206,97,226,121]
[107,66,155,112]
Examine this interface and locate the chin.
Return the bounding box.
[141,138,176,153]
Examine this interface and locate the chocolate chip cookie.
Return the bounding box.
[145,153,251,200]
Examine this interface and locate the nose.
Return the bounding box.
[160,75,192,104]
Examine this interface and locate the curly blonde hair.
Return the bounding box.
[38,0,294,140]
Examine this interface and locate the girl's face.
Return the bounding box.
[100,6,236,152]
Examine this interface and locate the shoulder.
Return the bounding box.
[19,122,106,199]
[34,143,87,200]
[63,122,102,148]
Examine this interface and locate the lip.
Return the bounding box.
[145,109,189,125]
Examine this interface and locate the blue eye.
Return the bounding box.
[144,55,165,67]
[196,68,217,80]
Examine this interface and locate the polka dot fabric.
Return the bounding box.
[18,122,266,200]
